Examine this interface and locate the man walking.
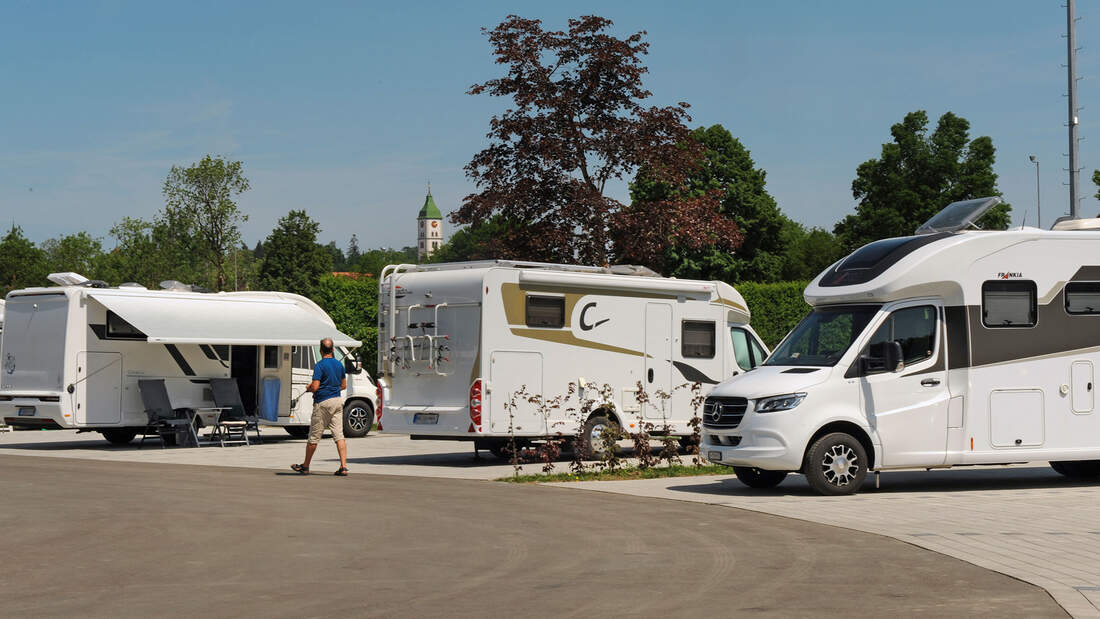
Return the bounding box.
[291,338,349,476]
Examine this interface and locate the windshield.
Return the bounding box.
[765,305,881,367]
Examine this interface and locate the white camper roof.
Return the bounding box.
[86,289,359,347]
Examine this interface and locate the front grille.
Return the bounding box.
[702,396,748,429]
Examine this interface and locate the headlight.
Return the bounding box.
[755,393,806,413]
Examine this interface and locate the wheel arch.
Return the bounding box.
[804,421,877,472]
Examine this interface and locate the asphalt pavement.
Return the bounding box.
[0,454,1065,618]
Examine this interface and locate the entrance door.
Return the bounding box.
[489,351,544,435]
[859,303,950,467]
[76,352,121,424]
[644,304,673,419]
[230,345,258,414]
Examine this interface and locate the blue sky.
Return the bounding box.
[2,0,1098,250]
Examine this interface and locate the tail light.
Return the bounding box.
[469,379,482,430]
[375,380,384,431]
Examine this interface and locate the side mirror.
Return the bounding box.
[885,341,904,373]
[344,357,361,375]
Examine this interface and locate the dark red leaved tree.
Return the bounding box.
[455,15,740,269]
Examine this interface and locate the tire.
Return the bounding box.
[733,466,788,489]
[343,400,375,438]
[581,414,620,460]
[1051,460,1100,478]
[678,434,701,455]
[803,432,868,496]
[488,439,529,460]
[100,428,137,445]
[285,426,310,439]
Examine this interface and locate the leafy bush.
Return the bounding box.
[311,274,379,375]
[738,281,810,348]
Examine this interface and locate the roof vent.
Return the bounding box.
[159,280,191,291]
[118,282,148,290]
[47,272,90,287]
[1052,218,1100,231]
[916,197,1002,235]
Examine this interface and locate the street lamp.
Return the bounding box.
[1029,155,1040,229]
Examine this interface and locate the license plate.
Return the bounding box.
[18,407,35,417]
[413,413,438,425]
[708,450,722,462]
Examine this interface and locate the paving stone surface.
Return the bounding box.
[552,467,1100,617]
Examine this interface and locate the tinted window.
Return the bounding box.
[1066,282,1100,315]
[865,306,937,369]
[750,338,767,367]
[682,321,716,358]
[982,281,1036,327]
[730,327,752,369]
[526,295,565,328]
[106,311,146,339]
[819,234,951,287]
[765,305,880,367]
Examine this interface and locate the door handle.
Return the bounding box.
[647,368,654,383]
[920,378,941,387]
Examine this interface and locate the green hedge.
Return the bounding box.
[737,281,810,349]
[311,274,379,376]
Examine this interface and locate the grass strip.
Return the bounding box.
[498,464,730,483]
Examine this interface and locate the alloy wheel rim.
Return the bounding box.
[821,444,859,486]
[589,423,608,451]
[347,407,370,432]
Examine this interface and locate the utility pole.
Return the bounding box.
[1030,155,1041,228]
[1066,0,1082,219]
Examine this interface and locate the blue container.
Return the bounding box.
[259,377,281,422]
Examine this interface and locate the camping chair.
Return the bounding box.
[208,378,260,446]
[137,379,201,448]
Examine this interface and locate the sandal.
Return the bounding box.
[334,467,349,476]
[291,463,310,474]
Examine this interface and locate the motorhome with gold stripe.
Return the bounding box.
[377,261,767,457]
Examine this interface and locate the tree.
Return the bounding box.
[99,216,202,288]
[454,15,737,267]
[779,223,846,281]
[355,246,417,277]
[346,234,362,266]
[162,155,251,290]
[259,210,332,297]
[0,225,46,295]
[631,124,781,281]
[323,241,346,271]
[835,110,1011,251]
[1093,169,1099,203]
[429,216,514,263]
[41,232,106,279]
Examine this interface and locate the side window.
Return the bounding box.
[263,345,279,369]
[1066,282,1100,315]
[750,337,767,367]
[865,305,937,371]
[525,295,565,328]
[982,280,1036,327]
[683,320,716,358]
[106,311,146,339]
[730,327,753,370]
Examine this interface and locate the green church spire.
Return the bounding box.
[418,184,442,219]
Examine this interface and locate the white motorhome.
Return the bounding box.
[704,198,1100,495]
[0,274,376,444]
[377,261,768,457]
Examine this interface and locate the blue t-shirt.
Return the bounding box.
[312,357,346,403]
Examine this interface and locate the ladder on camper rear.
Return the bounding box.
[379,277,452,377]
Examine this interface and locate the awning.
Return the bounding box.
[88,292,360,347]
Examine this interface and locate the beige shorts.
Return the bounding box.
[309,397,344,444]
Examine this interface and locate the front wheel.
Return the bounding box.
[284,426,310,439]
[733,466,788,489]
[343,400,375,438]
[803,432,868,496]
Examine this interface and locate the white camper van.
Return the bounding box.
[704,198,1100,495]
[377,261,768,457]
[0,274,376,444]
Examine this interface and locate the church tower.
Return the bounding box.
[417,185,443,260]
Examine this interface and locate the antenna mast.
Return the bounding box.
[1066,0,1082,219]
